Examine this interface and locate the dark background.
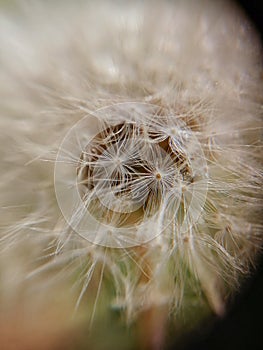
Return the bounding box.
[170,1,263,349]
[238,0,263,38]
[171,257,263,350]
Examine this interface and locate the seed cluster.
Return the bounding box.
[77,121,193,228]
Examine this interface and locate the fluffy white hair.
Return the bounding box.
[0,0,262,349]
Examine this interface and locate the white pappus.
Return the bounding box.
[0,1,262,349]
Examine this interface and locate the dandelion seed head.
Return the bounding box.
[0,0,262,347]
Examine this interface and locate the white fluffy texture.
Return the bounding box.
[0,0,262,339]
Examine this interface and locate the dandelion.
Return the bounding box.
[0,0,262,349]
